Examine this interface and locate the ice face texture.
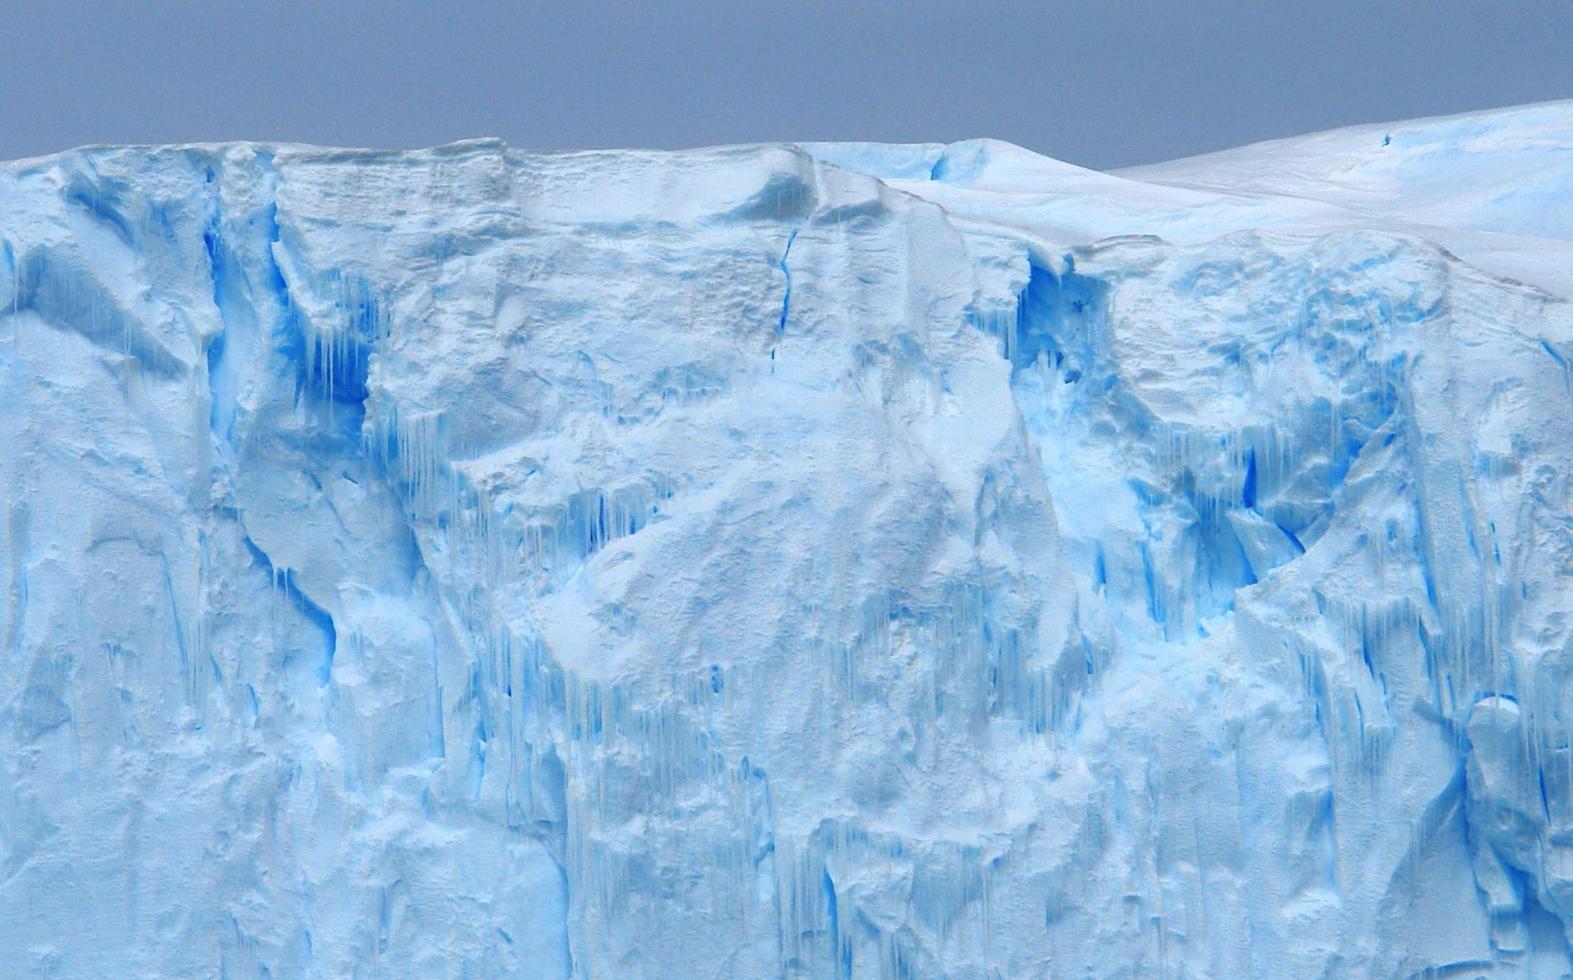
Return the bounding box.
[2,102,1572,977]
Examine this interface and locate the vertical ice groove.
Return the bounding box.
[776,228,798,335]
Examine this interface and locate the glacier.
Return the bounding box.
[1,100,1572,977]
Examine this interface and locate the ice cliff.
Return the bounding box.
[2,100,1573,977]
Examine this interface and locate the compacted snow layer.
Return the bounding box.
[2,102,1572,976]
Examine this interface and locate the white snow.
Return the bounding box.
[2,101,1572,976]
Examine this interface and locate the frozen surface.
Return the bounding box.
[1,101,1572,977]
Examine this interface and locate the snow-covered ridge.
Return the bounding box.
[2,103,1572,977]
[1122,98,1573,240]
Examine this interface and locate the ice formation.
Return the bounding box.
[2,101,1572,976]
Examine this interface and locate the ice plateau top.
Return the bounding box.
[2,100,1573,978]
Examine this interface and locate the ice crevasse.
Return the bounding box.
[2,101,1573,977]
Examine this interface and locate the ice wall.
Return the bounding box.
[2,106,1572,977]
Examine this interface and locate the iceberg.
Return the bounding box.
[1,101,1572,976]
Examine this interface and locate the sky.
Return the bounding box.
[2,1,1570,170]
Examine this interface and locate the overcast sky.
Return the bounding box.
[3,1,1570,170]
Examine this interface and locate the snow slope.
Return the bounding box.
[1,102,1571,977]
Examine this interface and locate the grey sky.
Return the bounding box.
[3,1,1570,170]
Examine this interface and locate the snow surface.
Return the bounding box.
[1,101,1572,977]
